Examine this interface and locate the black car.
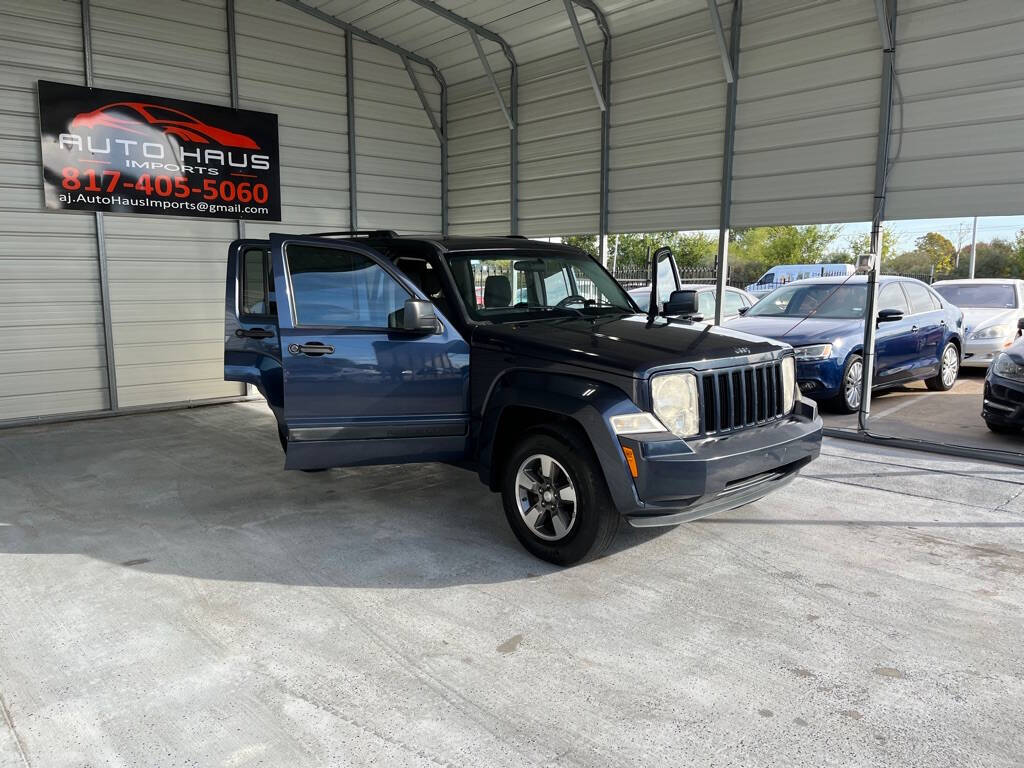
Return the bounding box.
[983,321,1024,434]
[224,233,823,564]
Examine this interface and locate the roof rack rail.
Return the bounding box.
[303,229,399,238]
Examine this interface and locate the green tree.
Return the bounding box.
[849,225,900,266]
[561,234,598,254]
[945,238,1023,279]
[606,231,716,270]
[728,224,843,284]
[911,232,957,273]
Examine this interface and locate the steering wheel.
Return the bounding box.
[555,294,589,308]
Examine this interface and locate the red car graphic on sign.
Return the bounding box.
[70,102,260,149]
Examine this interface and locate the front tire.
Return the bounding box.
[500,431,618,565]
[926,342,960,391]
[827,353,863,414]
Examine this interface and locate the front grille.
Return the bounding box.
[699,361,785,435]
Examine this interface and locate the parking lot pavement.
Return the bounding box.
[2,403,1023,767]
[823,368,1024,452]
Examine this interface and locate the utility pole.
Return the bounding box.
[969,216,978,279]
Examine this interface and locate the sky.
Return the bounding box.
[832,215,1024,253]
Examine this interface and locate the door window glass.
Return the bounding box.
[760,272,775,285]
[878,282,910,314]
[698,291,716,317]
[903,282,936,315]
[723,291,747,316]
[287,244,409,328]
[544,267,571,304]
[656,257,677,305]
[241,248,271,317]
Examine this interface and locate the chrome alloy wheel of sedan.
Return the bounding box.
[514,454,578,542]
[844,358,864,411]
[941,344,959,388]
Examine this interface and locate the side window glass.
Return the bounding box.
[723,291,745,315]
[698,291,715,317]
[760,272,774,285]
[903,282,934,315]
[287,244,410,328]
[878,283,910,314]
[241,248,271,317]
[656,257,677,305]
[544,269,570,304]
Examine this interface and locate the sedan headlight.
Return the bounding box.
[781,356,797,413]
[971,324,1012,341]
[651,373,700,438]
[992,352,1024,381]
[794,344,832,361]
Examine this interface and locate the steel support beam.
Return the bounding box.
[469,30,514,130]
[226,0,245,240]
[405,0,517,233]
[80,0,119,412]
[403,56,449,235]
[570,0,611,262]
[563,0,606,111]
[713,0,741,325]
[346,31,358,231]
[858,0,897,432]
[705,0,736,84]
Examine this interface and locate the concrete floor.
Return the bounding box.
[825,368,1023,452]
[1,403,1023,767]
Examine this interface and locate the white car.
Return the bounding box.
[932,279,1024,368]
[628,284,757,320]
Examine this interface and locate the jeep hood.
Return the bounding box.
[475,314,788,378]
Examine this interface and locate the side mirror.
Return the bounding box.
[664,289,699,316]
[877,308,904,324]
[737,305,750,315]
[403,298,439,333]
[1017,317,1024,331]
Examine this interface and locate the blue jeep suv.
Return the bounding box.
[726,276,964,413]
[225,233,822,564]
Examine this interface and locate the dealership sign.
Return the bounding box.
[38,80,281,221]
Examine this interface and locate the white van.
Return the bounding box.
[746,263,855,296]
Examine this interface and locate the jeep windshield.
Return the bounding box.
[444,250,637,322]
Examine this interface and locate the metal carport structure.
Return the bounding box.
[1,0,1023,426]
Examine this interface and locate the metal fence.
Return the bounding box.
[610,264,742,290]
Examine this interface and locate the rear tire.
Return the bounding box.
[826,354,863,414]
[925,343,960,391]
[500,430,619,566]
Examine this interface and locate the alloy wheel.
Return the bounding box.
[941,345,959,388]
[515,454,578,542]
[844,359,863,411]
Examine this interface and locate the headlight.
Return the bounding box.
[781,356,796,413]
[992,353,1024,381]
[651,373,700,438]
[793,344,832,361]
[971,324,1012,341]
[610,412,667,435]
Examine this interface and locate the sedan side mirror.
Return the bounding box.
[664,289,699,317]
[1017,317,1024,331]
[877,308,904,324]
[737,305,750,315]
[403,298,439,333]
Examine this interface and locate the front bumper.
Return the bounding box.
[963,338,1016,368]
[983,373,1024,426]
[794,358,843,399]
[616,398,822,527]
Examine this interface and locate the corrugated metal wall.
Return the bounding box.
[353,39,442,234]
[731,0,880,227]
[89,0,243,409]
[886,0,1024,219]
[0,0,112,421]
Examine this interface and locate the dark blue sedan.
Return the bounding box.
[725,276,964,412]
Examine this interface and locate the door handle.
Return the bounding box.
[288,342,335,357]
[235,327,274,339]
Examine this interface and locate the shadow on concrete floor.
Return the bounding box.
[0,403,670,589]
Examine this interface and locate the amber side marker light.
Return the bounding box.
[621,446,639,478]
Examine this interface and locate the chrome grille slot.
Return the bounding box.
[699,361,786,435]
